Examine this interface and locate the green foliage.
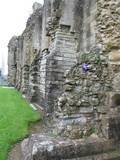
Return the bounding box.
[81,52,101,65]
[0,87,40,160]
[86,127,97,137]
[95,54,101,65]
[80,127,97,139]
[81,54,87,63]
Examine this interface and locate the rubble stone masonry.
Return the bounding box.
[8,0,120,159]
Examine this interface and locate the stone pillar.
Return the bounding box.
[41,29,77,112]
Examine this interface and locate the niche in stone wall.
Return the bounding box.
[111,94,120,107]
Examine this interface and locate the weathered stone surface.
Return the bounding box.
[8,0,120,160]
[8,36,18,86]
[109,50,120,63]
[32,2,42,12]
[8,5,43,94]
[8,1,78,111]
[53,51,112,139]
[21,134,120,160]
[97,0,120,53]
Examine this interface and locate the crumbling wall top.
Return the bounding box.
[32,2,43,12]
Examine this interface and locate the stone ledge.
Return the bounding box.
[21,134,120,160]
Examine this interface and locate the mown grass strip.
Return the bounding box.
[0,87,40,160]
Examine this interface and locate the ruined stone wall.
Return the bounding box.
[8,36,18,86]
[8,0,120,119]
[97,0,120,53]
[8,3,42,97]
[8,0,98,112]
[53,0,120,139]
[37,0,78,111]
[73,0,97,54]
[96,0,120,139]
[8,0,120,160]
[53,0,120,140]
[8,1,79,111]
[21,4,42,95]
[37,0,98,111]
[15,36,24,90]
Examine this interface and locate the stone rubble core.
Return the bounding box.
[8,0,120,160]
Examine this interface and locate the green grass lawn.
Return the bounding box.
[0,87,40,160]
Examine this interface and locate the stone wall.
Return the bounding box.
[8,3,43,95]
[97,0,120,53]
[8,0,98,112]
[52,0,120,140]
[8,0,120,159]
[8,0,79,112]
[74,0,97,54]
[37,0,79,111]
[41,0,97,111]
[8,36,18,86]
